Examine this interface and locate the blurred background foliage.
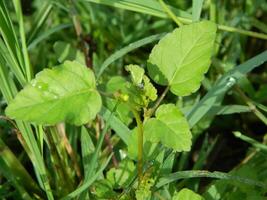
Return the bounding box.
[0,0,267,199]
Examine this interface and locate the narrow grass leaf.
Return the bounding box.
[0,138,42,198]
[192,0,204,22]
[97,33,165,79]
[62,154,112,200]
[157,170,266,188]
[100,106,131,145]
[28,24,72,50]
[27,2,53,44]
[187,50,267,127]
[82,0,192,19]
[205,105,251,116]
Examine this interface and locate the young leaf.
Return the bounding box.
[144,104,192,151]
[143,76,157,101]
[125,64,145,86]
[147,21,217,96]
[172,188,204,200]
[125,65,157,110]
[6,61,101,126]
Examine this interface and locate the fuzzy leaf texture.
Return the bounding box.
[6,61,101,126]
[125,64,144,86]
[125,65,157,109]
[147,21,217,96]
[144,104,192,151]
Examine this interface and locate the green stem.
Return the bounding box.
[146,86,170,119]
[235,87,267,126]
[176,16,267,40]
[218,24,267,40]
[158,0,183,27]
[209,0,216,22]
[132,109,144,185]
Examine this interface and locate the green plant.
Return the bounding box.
[1,0,267,199]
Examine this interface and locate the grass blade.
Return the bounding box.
[27,2,53,44]
[12,0,32,81]
[100,106,131,145]
[28,24,72,50]
[187,50,267,127]
[156,170,266,188]
[0,138,42,198]
[83,0,267,40]
[192,0,204,22]
[82,0,191,19]
[205,105,251,116]
[96,33,165,79]
[61,154,112,200]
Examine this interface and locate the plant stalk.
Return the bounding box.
[158,0,183,27]
[235,87,267,126]
[146,86,170,119]
[132,109,144,185]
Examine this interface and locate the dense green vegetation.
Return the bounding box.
[0,0,267,199]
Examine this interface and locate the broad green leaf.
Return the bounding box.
[172,188,204,200]
[6,61,101,126]
[144,104,192,151]
[147,21,217,96]
[125,64,144,86]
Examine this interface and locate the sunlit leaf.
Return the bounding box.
[148,21,217,96]
[6,61,101,125]
[144,104,192,151]
[125,64,144,86]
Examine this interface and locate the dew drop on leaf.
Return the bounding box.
[226,77,236,88]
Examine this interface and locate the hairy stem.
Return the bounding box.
[132,109,144,185]
[146,86,170,119]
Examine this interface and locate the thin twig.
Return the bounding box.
[145,86,170,119]
[235,86,267,126]
[132,109,144,186]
